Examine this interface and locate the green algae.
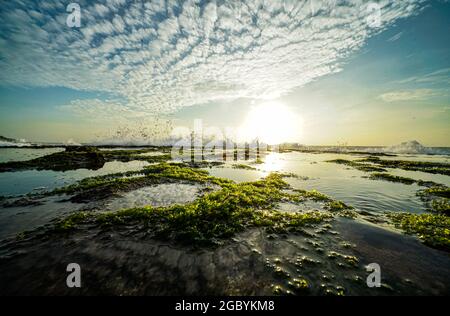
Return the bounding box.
[368,173,416,185]
[53,172,332,246]
[0,146,171,173]
[326,159,387,172]
[273,266,291,279]
[55,211,90,231]
[0,146,106,172]
[366,173,449,217]
[287,278,309,293]
[388,213,450,251]
[336,209,358,219]
[231,164,257,170]
[292,189,330,202]
[417,186,450,216]
[358,157,450,176]
[277,146,396,157]
[327,251,359,267]
[419,186,450,199]
[430,199,450,216]
[328,157,450,176]
[326,200,353,212]
[101,149,170,163]
[48,162,233,200]
[291,189,353,212]
[369,172,442,188]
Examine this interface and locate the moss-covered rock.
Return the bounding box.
[388,213,450,251]
[358,157,450,176]
[326,159,387,172]
[53,172,332,246]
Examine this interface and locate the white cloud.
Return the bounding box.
[379,89,441,102]
[387,31,403,42]
[395,68,450,85]
[0,0,426,117]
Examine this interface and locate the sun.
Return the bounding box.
[238,101,302,145]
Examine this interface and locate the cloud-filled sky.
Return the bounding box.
[0,0,449,145]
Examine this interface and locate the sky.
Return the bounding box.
[0,0,449,146]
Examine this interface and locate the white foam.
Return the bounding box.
[0,140,32,147]
[384,140,448,155]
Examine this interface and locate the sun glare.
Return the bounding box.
[238,101,302,145]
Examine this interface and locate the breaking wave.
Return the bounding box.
[383,140,450,155]
[0,138,32,147]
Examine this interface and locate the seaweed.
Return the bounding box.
[0,146,171,173]
[368,173,416,185]
[326,159,387,172]
[357,157,450,176]
[419,186,450,199]
[430,199,450,216]
[291,189,353,212]
[47,162,233,202]
[388,213,450,251]
[0,146,106,172]
[53,172,332,246]
[231,164,257,170]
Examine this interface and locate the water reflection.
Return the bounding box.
[0,160,150,196]
[258,152,285,172]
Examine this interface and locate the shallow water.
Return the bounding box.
[207,151,448,214]
[103,183,209,210]
[0,147,64,163]
[206,167,266,183]
[0,160,150,196]
[0,148,449,295]
[1,149,448,215]
[0,195,83,240]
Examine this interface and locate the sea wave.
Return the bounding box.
[88,138,173,147]
[383,140,450,155]
[0,140,32,147]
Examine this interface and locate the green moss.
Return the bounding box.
[232,164,257,170]
[336,209,358,219]
[278,172,307,180]
[369,173,444,189]
[0,146,171,173]
[430,199,450,216]
[101,149,170,163]
[48,162,233,199]
[388,213,450,251]
[255,158,264,164]
[53,172,331,246]
[46,165,349,246]
[287,278,309,293]
[326,200,353,212]
[293,189,330,202]
[144,162,233,187]
[15,232,26,240]
[327,251,359,268]
[272,285,284,295]
[0,146,106,172]
[369,173,416,185]
[326,159,387,173]
[273,266,290,279]
[54,212,90,231]
[343,255,359,267]
[358,157,450,176]
[291,189,353,212]
[419,186,450,199]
